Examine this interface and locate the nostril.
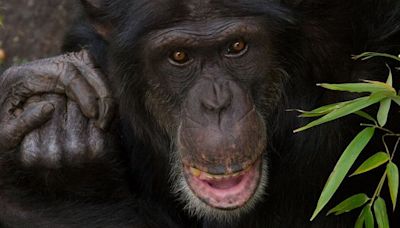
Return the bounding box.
[202,99,221,112]
[201,93,232,112]
[200,80,233,113]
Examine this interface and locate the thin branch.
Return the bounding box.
[391,136,400,160]
[360,123,394,134]
[370,171,388,205]
[382,135,391,155]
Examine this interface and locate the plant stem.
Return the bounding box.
[391,137,400,160]
[360,123,394,134]
[370,171,387,205]
[382,135,391,155]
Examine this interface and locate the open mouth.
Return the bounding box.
[183,158,262,209]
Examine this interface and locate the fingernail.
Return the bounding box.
[95,119,107,130]
[42,103,55,113]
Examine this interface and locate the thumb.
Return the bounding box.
[0,102,55,150]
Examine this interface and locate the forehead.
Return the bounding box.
[146,17,266,48]
[183,0,228,19]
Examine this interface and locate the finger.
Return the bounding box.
[0,102,54,150]
[87,120,106,159]
[19,96,44,165]
[38,95,65,167]
[1,55,99,119]
[73,50,115,129]
[62,66,99,119]
[63,100,88,162]
[96,97,115,130]
[20,130,41,166]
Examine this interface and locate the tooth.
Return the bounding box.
[190,167,201,177]
[206,174,214,179]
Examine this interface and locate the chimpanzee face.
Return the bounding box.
[135,16,284,221]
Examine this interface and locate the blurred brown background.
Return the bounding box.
[0,0,78,72]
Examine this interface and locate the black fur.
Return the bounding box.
[1,0,399,227]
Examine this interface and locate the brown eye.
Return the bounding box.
[226,39,248,56]
[169,50,191,65]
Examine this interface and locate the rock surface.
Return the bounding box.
[0,0,78,72]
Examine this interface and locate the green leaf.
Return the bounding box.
[350,152,390,177]
[354,111,377,123]
[298,98,367,118]
[298,103,347,118]
[327,193,369,215]
[353,52,400,62]
[317,83,393,94]
[392,96,400,106]
[294,93,385,133]
[355,211,365,228]
[364,205,375,228]
[373,197,390,228]
[362,80,395,92]
[387,162,399,211]
[377,98,391,127]
[385,65,393,87]
[310,127,375,221]
[355,204,375,228]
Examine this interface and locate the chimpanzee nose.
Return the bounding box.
[201,81,232,112]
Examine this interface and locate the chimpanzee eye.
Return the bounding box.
[169,50,191,65]
[226,39,248,57]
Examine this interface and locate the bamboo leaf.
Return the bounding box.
[350,152,390,177]
[365,204,375,228]
[317,83,393,94]
[355,204,375,228]
[353,52,400,62]
[298,98,367,118]
[392,96,400,106]
[310,127,375,221]
[294,93,385,133]
[373,197,390,228]
[387,162,399,211]
[354,111,377,123]
[327,193,369,215]
[355,208,366,228]
[385,65,393,87]
[361,80,395,92]
[377,98,391,127]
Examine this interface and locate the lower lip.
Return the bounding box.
[183,159,262,209]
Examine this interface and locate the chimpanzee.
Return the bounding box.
[0,0,399,227]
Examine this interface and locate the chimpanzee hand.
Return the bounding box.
[0,50,115,167]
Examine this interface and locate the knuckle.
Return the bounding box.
[2,66,20,79]
[20,138,40,165]
[41,143,63,166]
[88,128,106,157]
[64,140,87,155]
[90,140,105,156]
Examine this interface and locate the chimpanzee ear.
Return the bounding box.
[80,0,111,40]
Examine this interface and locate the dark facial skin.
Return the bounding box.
[142,18,273,175]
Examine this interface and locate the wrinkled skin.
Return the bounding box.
[0,50,115,167]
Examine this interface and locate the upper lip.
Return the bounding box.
[182,153,262,176]
[188,164,254,180]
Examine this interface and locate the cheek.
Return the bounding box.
[144,86,181,134]
[250,68,287,118]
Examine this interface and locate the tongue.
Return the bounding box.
[205,176,243,190]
